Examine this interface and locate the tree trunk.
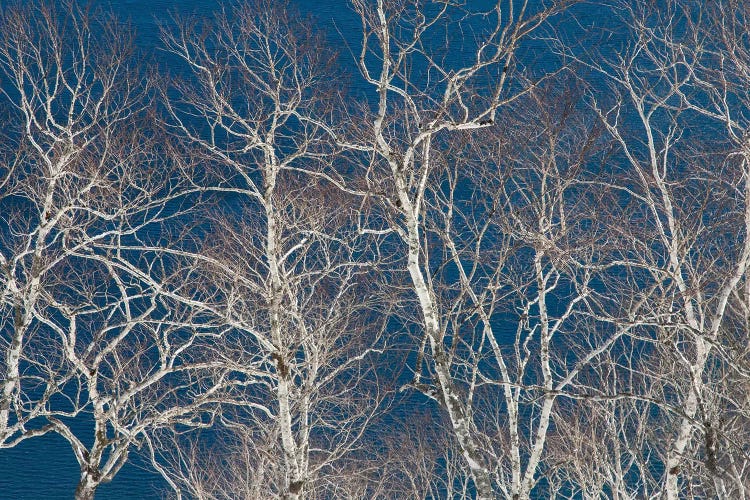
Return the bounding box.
[403,210,493,500]
[74,470,100,500]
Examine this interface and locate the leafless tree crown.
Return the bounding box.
[1,0,750,499]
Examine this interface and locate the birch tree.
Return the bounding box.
[348,1,606,497]
[0,0,146,448]
[4,1,750,498]
[157,3,390,498]
[0,4,233,498]
[557,0,750,496]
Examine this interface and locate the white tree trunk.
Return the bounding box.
[265,166,305,500]
[74,470,100,500]
[663,341,708,500]
[1,175,57,440]
[403,206,493,499]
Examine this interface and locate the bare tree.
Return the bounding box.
[0,3,234,498]
[4,1,750,498]
[155,3,392,498]
[554,0,750,497]
[342,0,648,494]
[347,1,582,496]
[0,0,146,449]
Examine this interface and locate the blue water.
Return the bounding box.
[0,432,161,499]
